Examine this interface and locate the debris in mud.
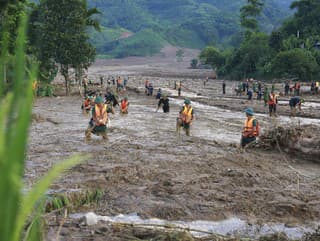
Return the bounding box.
[73,212,316,241]
[32,113,60,125]
[258,233,290,241]
[256,124,320,161]
[302,226,320,241]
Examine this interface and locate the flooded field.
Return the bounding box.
[26,57,320,240]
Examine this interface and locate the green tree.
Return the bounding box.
[289,0,320,36]
[271,48,318,80]
[269,31,284,52]
[223,32,272,79]
[200,46,225,71]
[240,0,264,34]
[31,0,98,95]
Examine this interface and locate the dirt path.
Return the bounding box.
[27,59,320,240]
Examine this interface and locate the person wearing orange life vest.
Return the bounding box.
[85,96,114,141]
[268,91,278,117]
[120,96,129,114]
[176,99,194,136]
[81,96,93,114]
[241,108,259,148]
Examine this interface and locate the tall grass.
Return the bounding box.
[0,13,83,241]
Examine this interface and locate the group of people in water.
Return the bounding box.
[232,78,306,118]
[81,75,307,148]
[81,75,195,141]
[82,85,130,141]
[231,78,307,147]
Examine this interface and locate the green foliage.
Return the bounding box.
[269,31,284,51]
[200,46,225,70]
[29,0,98,94]
[102,29,165,58]
[271,48,319,80]
[287,0,320,37]
[87,0,294,57]
[0,13,83,241]
[203,0,320,80]
[36,84,54,97]
[45,189,104,212]
[0,0,27,52]
[240,0,264,32]
[219,32,272,79]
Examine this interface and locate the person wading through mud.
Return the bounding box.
[120,96,129,114]
[222,80,226,95]
[289,96,304,117]
[105,89,119,107]
[85,96,114,141]
[176,99,194,136]
[268,91,278,117]
[83,75,88,96]
[81,95,93,115]
[156,93,170,113]
[263,86,269,107]
[178,81,182,97]
[116,76,123,93]
[241,108,259,148]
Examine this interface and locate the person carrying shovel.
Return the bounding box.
[85,96,114,141]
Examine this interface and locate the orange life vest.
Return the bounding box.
[243,117,259,137]
[84,99,91,108]
[121,100,128,111]
[94,104,107,126]
[181,106,193,123]
[268,93,276,105]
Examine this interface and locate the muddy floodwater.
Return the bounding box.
[26,56,320,240]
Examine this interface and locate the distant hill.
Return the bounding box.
[88,0,295,58]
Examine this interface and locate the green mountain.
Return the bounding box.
[88,0,294,58]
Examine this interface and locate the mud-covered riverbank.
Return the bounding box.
[27,58,320,240]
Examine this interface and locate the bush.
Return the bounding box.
[271,48,319,80]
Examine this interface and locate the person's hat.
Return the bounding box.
[184,99,191,105]
[244,107,254,116]
[95,96,104,104]
[300,98,305,103]
[124,96,128,100]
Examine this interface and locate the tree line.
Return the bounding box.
[200,0,320,81]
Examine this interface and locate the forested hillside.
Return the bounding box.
[200,0,320,80]
[88,0,294,58]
